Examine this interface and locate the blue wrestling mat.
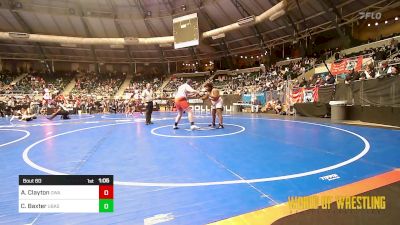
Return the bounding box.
[0,112,399,225]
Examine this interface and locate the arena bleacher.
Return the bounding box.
[1,41,399,118]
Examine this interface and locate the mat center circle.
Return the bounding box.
[151,123,246,138]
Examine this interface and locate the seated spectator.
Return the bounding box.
[274,100,282,114]
[345,74,352,84]
[376,61,389,78]
[388,65,399,76]
[360,64,375,80]
[344,69,360,84]
[265,100,276,111]
[325,74,335,85]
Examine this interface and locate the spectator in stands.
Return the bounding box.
[274,100,282,114]
[360,64,375,80]
[265,99,277,111]
[388,64,399,76]
[376,61,390,78]
[72,72,125,97]
[314,76,324,86]
[325,74,335,85]
[345,73,352,84]
[345,69,361,84]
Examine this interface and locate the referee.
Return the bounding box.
[142,83,154,125]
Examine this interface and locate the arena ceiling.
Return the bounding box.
[0,0,398,64]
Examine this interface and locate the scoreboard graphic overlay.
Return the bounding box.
[19,175,113,213]
[173,13,199,49]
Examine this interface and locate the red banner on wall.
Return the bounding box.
[330,56,363,76]
[291,88,304,103]
[290,87,319,103]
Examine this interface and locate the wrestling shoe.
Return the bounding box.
[190,125,200,130]
[173,125,179,129]
[217,124,224,129]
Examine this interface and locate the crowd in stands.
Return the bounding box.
[0,95,40,120]
[164,76,205,91]
[71,72,125,97]
[214,57,316,95]
[162,76,206,97]
[340,38,399,60]
[0,71,18,95]
[0,73,166,120]
[344,61,399,84]
[293,38,400,87]
[0,70,19,85]
[1,34,400,118]
[0,72,74,96]
[0,93,153,119]
[59,95,150,115]
[334,38,400,84]
[124,77,161,99]
[294,73,336,88]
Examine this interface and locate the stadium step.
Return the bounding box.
[296,68,316,82]
[200,73,217,90]
[158,74,173,92]
[114,74,133,99]
[62,75,78,96]
[10,73,27,85]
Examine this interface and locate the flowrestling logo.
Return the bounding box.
[359,12,382,20]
